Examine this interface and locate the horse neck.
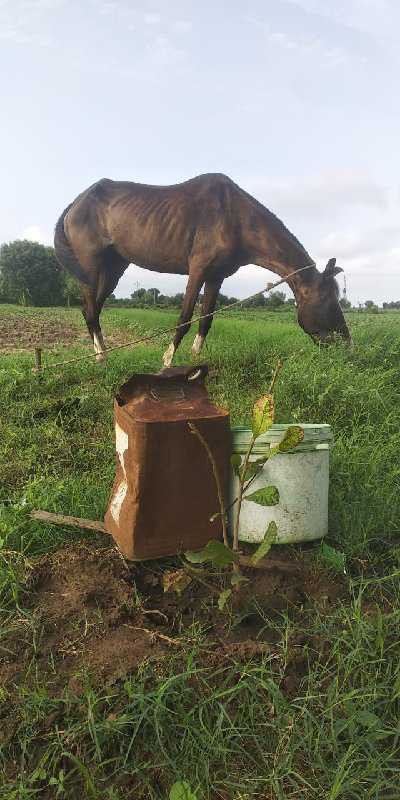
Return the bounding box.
[243,200,317,293]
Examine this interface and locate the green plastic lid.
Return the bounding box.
[231,424,333,454]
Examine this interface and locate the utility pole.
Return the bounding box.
[342,273,347,302]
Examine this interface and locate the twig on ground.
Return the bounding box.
[126,625,182,647]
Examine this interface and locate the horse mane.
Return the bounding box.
[237,183,313,264]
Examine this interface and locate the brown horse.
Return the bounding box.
[54,173,349,364]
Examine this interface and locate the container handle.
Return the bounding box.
[187,364,208,382]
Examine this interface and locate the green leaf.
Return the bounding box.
[252,394,275,437]
[240,462,263,482]
[231,572,249,587]
[230,453,242,475]
[354,710,382,729]
[218,588,232,610]
[170,781,198,800]
[63,754,98,799]
[185,539,239,567]
[320,543,347,574]
[277,426,304,452]
[250,521,278,565]
[333,718,349,737]
[244,486,280,506]
[31,768,47,782]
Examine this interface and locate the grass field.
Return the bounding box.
[1,303,400,799]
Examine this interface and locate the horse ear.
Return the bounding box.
[324,257,343,277]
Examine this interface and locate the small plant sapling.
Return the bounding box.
[185,361,305,604]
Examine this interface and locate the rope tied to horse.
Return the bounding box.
[31,264,317,373]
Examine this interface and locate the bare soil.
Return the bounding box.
[1,543,345,703]
[0,310,83,352]
[0,310,140,353]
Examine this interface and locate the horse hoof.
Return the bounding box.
[95,352,106,364]
[163,343,175,367]
[191,334,204,356]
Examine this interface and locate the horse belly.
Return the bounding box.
[107,204,192,274]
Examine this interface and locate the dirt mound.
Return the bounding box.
[1,543,345,697]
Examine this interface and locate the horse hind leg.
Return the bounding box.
[82,249,127,364]
[81,286,106,363]
[192,277,223,357]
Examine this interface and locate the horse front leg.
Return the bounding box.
[163,270,204,367]
[192,277,223,357]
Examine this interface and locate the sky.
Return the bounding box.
[1,0,400,305]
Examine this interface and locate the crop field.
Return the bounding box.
[1,303,400,799]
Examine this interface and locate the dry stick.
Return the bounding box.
[187,421,229,547]
[126,625,182,647]
[33,347,42,374]
[32,265,315,373]
[268,358,283,393]
[183,564,223,596]
[31,509,108,534]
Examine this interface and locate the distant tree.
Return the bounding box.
[0,240,64,306]
[339,297,352,310]
[383,300,400,309]
[265,290,286,309]
[364,300,379,313]
[171,292,184,306]
[148,287,160,303]
[242,293,266,308]
[216,293,238,308]
[60,272,82,306]
[131,288,146,301]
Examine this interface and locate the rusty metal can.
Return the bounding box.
[104,365,230,560]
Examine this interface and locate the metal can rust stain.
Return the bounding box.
[104,365,231,560]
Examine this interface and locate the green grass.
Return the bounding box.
[1,304,400,798]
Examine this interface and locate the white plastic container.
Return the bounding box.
[230,424,333,544]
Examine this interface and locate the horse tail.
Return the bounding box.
[54,204,92,286]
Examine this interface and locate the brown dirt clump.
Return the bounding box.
[1,543,346,699]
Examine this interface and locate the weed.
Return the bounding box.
[0,305,399,798]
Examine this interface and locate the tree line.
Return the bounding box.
[0,239,398,311]
[0,240,81,306]
[0,239,293,310]
[115,286,292,309]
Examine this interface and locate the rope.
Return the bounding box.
[32,264,316,372]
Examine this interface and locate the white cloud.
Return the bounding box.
[0,0,64,46]
[19,225,52,246]
[288,0,398,41]
[245,13,351,68]
[144,12,161,25]
[317,224,400,261]
[170,20,192,34]
[145,33,186,67]
[265,27,348,66]
[250,169,388,219]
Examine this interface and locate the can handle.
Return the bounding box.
[186,364,208,382]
